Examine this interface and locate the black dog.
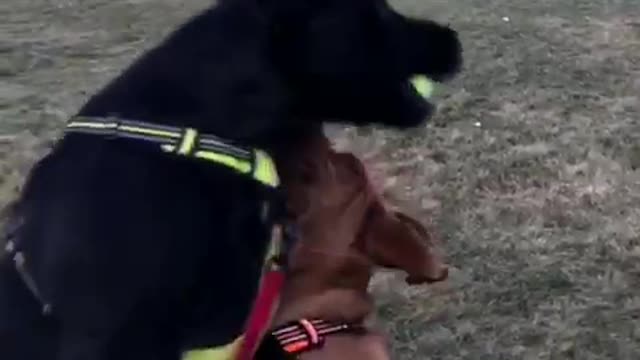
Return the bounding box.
[0,0,462,359]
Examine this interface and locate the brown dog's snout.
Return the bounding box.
[363,208,449,285]
[405,265,448,285]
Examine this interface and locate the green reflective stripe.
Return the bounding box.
[253,150,280,187]
[193,149,253,175]
[65,117,280,188]
[118,124,180,139]
[182,336,244,360]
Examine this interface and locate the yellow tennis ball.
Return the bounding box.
[410,75,435,99]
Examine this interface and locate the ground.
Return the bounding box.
[1,0,639,359]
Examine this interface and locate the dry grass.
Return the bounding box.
[1,0,639,359]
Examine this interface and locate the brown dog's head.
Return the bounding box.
[281,138,447,285]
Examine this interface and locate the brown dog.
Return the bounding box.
[264,136,448,359]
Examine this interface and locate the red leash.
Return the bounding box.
[236,225,287,360]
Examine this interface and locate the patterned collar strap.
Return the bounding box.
[271,319,363,355]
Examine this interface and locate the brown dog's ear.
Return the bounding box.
[278,135,334,216]
[363,207,448,285]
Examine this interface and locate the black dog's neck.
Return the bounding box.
[75,3,299,152]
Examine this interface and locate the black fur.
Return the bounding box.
[0,0,462,359]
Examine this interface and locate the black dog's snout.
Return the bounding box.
[401,18,463,82]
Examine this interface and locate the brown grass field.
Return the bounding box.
[1,0,639,358]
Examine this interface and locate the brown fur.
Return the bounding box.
[273,135,448,359]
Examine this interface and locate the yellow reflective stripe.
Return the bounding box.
[67,121,118,130]
[164,145,252,174]
[253,150,280,187]
[178,128,198,155]
[164,147,278,187]
[118,125,180,139]
[193,150,253,174]
[182,336,244,360]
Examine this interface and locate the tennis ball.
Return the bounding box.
[410,75,435,99]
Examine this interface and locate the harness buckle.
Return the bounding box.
[176,128,199,156]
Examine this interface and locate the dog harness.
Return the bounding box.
[69,116,289,360]
[66,116,279,188]
[3,116,289,360]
